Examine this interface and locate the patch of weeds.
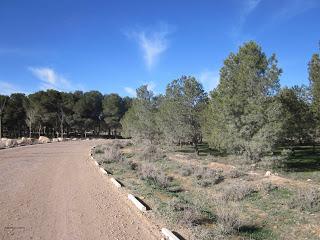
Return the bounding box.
[164,198,212,227]
[101,143,124,163]
[288,188,320,212]
[179,165,195,176]
[195,167,224,187]
[226,169,246,179]
[125,159,139,170]
[220,181,256,201]
[94,148,104,154]
[139,144,166,162]
[214,202,243,234]
[239,226,277,240]
[260,182,278,194]
[139,163,173,189]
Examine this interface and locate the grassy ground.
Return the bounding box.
[93,141,320,240]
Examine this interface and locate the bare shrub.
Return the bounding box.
[167,198,204,227]
[139,163,172,188]
[220,181,255,201]
[195,167,224,187]
[126,160,139,170]
[259,181,278,194]
[179,165,195,176]
[139,144,165,162]
[94,148,104,154]
[215,202,242,234]
[226,169,245,179]
[102,144,124,163]
[289,188,320,212]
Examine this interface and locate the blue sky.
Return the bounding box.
[0,0,319,96]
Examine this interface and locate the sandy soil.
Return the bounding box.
[0,140,160,240]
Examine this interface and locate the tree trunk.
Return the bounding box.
[60,121,63,139]
[29,124,32,138]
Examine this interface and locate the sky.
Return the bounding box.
[0,0,319,97]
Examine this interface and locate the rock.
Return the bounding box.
[17,137,32,146]
[5,139,18,148]
[52,138,59,142]
[38,136,50,144]
[307,179,312,182]
[72,138,77,141]
[265,171,272,177]
[57,137,64,142]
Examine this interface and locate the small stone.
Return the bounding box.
[265,171,272,176]
[307,179,312,182]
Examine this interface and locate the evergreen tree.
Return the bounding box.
[203,41,282,161]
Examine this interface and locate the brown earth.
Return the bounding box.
[0,140,160,240]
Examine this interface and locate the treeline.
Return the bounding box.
[0,90,132,138]
[121,41,320,162]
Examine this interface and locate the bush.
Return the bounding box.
[140,163,172,189]
[195,167,224,187]
[179,165,195,176]
[289,188,320,212]
[215,202,242,234]
[126,160,139,170]
[139,144,165,162]
[94,148,104,154]
[166,198,204,227]
[260,181,278,194]
[102,144,124,163]
[226,169,245,179]
[220,181,255,201]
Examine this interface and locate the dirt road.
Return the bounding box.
[0,140,160,240]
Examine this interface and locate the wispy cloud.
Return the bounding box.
[273,0,319,21]
[127,23,172,70]
[231,0,261,39]
[28,67,81,91]
[198,69,220,92]
[0,81,22,95]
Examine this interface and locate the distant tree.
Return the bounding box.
[0,95,9,138]
[3,93,27,138]
[309,52,320,138]
[203,41,283,161]
[157,76,207,152]
[278,86,314,145]
[102,94,124,136]
[73,91,103,137]
[121,85,160,143]
[25,107,36,138]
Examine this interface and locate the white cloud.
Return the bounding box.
[198,70,220,92]
[273,0,319,21]
[124,87,136,97]
[0,81,21,95]
[128,24,171,69]
[28,67,75,91]
[231,0,261,39]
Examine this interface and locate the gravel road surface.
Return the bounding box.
[0,140,160,240]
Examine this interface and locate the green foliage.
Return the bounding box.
[157,76,207,146]
[121,85,161,143]
[278,86,314,144]
[203,41,283,161]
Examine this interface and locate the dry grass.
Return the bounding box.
[139,163,172,189]
[289,188,320,212]
[220,181,256,202]
[194,167,224,187]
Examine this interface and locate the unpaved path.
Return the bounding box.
[0,140,160,240]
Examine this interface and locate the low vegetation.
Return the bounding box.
[94,141,320,240]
